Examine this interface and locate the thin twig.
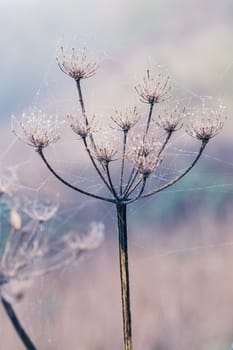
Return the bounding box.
[1,297,37,350]
[38,148,115,203]
[158,131,172,157]
[76,80,97,150]
[120,131,128,195]
[105,163,119,200]
[132,141,207,202]
[82,137,113,193]
[144,103,154,139]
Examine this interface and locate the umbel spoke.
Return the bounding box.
[1,297,37,350]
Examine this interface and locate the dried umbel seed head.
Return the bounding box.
[0,206,104,303]
[128,137,162,176]
[186,105,226,142]
[157,104,185,133]
[91,138,118,164]
[23,198,59,222]
[135,69,171,105]
[63,222,104,251]
[12,110,63,150]
[111,107,140,132]
[0,170,17,196]
[67,113,96,138]
[56,46,98,81]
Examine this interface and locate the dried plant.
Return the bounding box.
[0,184,104,350]
[14,46,225,350]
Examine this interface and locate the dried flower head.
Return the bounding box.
[0,206,104,303]
[63,222,104,251]
[186,105,226,142]
[135,69,171,105]
[91,138,118,164]
[111,107,140,132]
[56,46,98,81]
[157,104,185,133]
[128,137,162,176]
[0,170,17,196]
[12,110,63,150]
[23,198,59,222]
[67,113,96,138]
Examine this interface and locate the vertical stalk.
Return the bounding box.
[116,203,132,350]
[1,297,37,350]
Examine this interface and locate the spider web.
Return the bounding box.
[1,48,233,349]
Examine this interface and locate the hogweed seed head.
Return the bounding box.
[135,69,171,105]
[56,46,98,81]
[63,222,104,251]
[67,113,96,138]
[23,198,59,222]
[91,138,118,164]
[0,203,104,303]
[111,107,140,132]
[0,170,17,196]
[128,136,162,176]
[157,104,185,133]
[186,105,226,143]
[12,110,64,150]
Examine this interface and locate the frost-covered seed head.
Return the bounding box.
[12,110,63,150]
[23,198,59,222]
[0,207,104,303]
[111,107,140,132]
[0,170,17,196]
[91,139,118,164]
[186,105,226,142]
[67,114,96,138]
[128,137,162,176]
[56,46,98,81]
[157,104,185,133]
[135,69,171,105]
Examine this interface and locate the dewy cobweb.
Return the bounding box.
[12,44,227,350]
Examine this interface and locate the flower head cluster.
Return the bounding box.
[91,138,118,164]
[186,105,226,143]
[67,113,96,138]
[12,110,63,150]
[23,197,59,222]
[157,104,185,133]
[111,107,140,132]
[0,170,17,196]
[128,137,162,176]
[56,46,98,81]
[135,69,171,105]
[0,205,104,303]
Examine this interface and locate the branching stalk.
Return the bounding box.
[120,131,128,195]
[38,148,115,203]
[138,140,207,200]
[1,297,37,350]
[105,163,119,200]
[82,137,113,193]
[116,203,132,350]
[144,103,154,138]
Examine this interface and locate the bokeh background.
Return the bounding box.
[0,0,233,349]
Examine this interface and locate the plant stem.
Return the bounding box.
[116,203,132,350]
[1,297,37,350]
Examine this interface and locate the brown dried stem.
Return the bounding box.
[134,140,207,202]
[120,131,128,195]
[38,148,115,203]
[1,297,37,350]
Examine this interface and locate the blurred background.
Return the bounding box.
[0,0,233,349]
